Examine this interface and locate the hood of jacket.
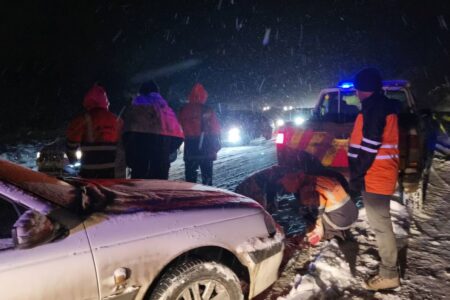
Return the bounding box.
[188,83,208,104]
[83,84,110,111]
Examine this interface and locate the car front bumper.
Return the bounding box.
[237,232,284,298]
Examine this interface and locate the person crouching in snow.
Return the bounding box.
[279,171,358,246]
[236,165,358,246]
[122,80,184,179]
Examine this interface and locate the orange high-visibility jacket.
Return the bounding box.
[348,92,400,195]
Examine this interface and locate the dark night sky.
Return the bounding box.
[1,0,450,134]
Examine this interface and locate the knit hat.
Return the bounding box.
[82,84,110,110]
[139,80,159,95]
[354,68,382,92]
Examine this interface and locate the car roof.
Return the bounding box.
[323,80,411,93]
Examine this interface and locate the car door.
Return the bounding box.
[0,195,99,300]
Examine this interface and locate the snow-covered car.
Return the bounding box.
[0,159,284,300]
[219,110,273,145]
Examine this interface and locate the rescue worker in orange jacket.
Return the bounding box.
[349,68,400,291]
[66,84,123,178]
[236,165,358,246]
[122,80,184,179]
[178,83,221,185]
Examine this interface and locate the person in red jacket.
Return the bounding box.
[66,84,123,178]
[349,68,400,291]
[178,83,221,185]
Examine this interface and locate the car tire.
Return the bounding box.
[149,259,244,300]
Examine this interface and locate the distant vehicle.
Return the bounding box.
[219,110,273,145]
[275,80,426,194]
[36,138,177,177]
[274,107,314,128]
[36,138,80,176]
[0,159,284,300]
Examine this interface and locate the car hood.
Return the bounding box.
[69,178,262,214]
[0,159,262,214]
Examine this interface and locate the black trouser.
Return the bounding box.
[185,159,213,185]
[79,168,115,179]
[123,132,176,180]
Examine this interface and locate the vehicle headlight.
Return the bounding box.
[75,150,82,160]
[228,127,241,143]
[294,116,305,125]
[36,152,41,159]
[276,119,285,127]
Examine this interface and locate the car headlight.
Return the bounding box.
[36,152,41,159]
[294,116,305,125]
[228,127,241,143]
[276,119,285,127]
[75,150,82,160]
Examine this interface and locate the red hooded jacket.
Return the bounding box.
[178,83,221,160]
[66,85,123,178]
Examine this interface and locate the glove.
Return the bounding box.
[306,217,324,246]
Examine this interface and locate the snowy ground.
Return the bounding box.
[259,152,450,300]
[1,136,449,299]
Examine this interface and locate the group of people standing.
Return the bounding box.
[66,68,401,292]
[66,81,221,185]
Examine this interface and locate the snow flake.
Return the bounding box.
[263,28,271,46]
[112,30,123,43]
[437,15,448,30]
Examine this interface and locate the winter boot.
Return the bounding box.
[364,275,400,291]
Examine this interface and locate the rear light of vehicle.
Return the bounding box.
[275,133,285,144]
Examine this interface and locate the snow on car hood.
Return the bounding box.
[0,159,262,214]
[69,178,262,214]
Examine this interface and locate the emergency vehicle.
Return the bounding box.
[276,80,425,194]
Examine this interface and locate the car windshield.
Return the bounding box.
[317,91,360,122]
[317,89,410,122]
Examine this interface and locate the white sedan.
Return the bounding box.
[0,159,284,300]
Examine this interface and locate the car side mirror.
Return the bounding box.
[12,210,55,249]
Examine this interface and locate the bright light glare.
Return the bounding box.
[283,106,288,111]
[262,106,271,111]
[36,152,41,159]
[275,133,285,144]
[276,119,285,127]
[294,116,305,125]
[76,150,82,160]
[228,127,241,143]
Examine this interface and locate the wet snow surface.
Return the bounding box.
[1,138,450,299]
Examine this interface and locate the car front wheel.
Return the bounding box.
[149,259,244,300]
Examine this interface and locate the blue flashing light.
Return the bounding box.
[338,81,354,89]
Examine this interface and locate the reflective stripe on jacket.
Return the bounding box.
[315,176,351,214]
[66,108,123,176]
[348,92,400,195]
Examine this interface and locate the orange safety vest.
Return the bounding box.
[307,175,350,214]
[349,113,399,195]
